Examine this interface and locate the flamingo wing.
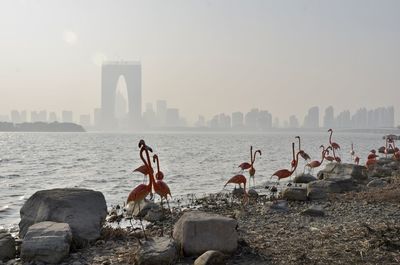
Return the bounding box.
[332,142,340,149]
[306,160,320,168]
[225,174,247,186]
[238,162,252,170]
[155,180,172,198]
[133,164,151,175]
[127,184,150,203]
[271,169,291,180]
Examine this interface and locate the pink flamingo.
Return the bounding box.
[271,150,305,181]
[224,174,248,204]
[328,129,341,162]
[305,145,327,174]
[152,154,172,211]
[295,136,311,161]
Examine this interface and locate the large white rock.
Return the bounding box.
[173,211,238,256]
[134,237,177,265]
[317,163,368,183]
[0,230,16,261]
[19,188,107,247]
[21,221,72,264]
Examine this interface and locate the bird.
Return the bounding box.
[271,150,305,181]
[328,129,341,162]
[295,136,311,161]
[354,156,360,165]
[366,158,377,168]
[152,154,172,211]
[305,145,327,173]
[224,174,248,204]
[350,143,355,160]
[367,150,379,160]
[127,141,155,239]
[249,149,261,187]
[394,151,400,161]
[290,142,297,169]
[153,154,165,181]
[324,147,335,162]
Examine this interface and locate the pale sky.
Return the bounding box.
[0,0,399,125]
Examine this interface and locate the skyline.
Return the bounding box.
[1,104,396,130]
[1,1,400,124]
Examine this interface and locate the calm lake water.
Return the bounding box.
[0,131,388,231]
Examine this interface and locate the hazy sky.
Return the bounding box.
[1,0,399,124]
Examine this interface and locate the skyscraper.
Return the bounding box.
[101,61,141,130]
[232,112,244,129]
[156,100,167,127]
[323,106,334,128]
[62,111,73,123]
[303,106,319,128]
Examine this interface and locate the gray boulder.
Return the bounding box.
[134,237,177,265]
[317,163,368,183]
[282,186,307,201]
[301,205,325,217]
[19,188,107,247]
[194,250,226,265]
[293,173,317,184]
[173,211,237,256]
[307,181,338,200]
[21,221,72,264]
[248,189,259,198]
[0,231,16,261]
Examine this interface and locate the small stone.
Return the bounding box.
[248,189,259,198]
[269,200,289,212]
[301,205,325,217]
[144,208,164,222]
[194,250,226,265]
[282,186,307,201]
[294,173,317,184]
[0,231,16,261]
[134,237,177,265]
[367,179,387,188]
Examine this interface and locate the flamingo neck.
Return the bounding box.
[292,143,295,162]
[291,151,302,174]
[297,137,301,150]
[329,130,333,144]
[320,149,326,164]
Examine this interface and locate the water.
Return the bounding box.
[0,131,385,231]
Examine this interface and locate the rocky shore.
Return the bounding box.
[1,160,400,265]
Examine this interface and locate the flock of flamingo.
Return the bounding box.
[224,129,400,203]
[126,130,400,215]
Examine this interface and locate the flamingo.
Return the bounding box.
[290,142,296,169]
[224,174,248,204]
[394,151,400,161]
[350,143,355,160]
[295,136,311,161]
[354,156,360,165]
[238,146,253,171]
[152,154,172,211]
[305,145,327,174]
[367,150,379,160]
[249,149,261,187]
[328,129,341,162]
[271,150,305,181]
[324,146,335,162]
[366,158,377,168]
[127,140,155,239]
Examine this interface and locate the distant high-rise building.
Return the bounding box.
[94,108,101,128]
[101,61,141,130]
[273,117,280,128]
[336,110,351,128]
[156,100,167,126]
[194,115,206,127]
[323,106,334,128]
[219,113,231,129]
[208,115,219,128]
[10,110,21,124]
[62,111,73,123]
[232,112,244,129]
[48,112,58,123]
[303,106,319,128]
[245,109,259,129]
[79,114,91,128]
[143,103,157,127]
[0,114,10,122]
[20,111,27,123]
[38,111,47,122]
[289,115,299,128]
[165,108,180,127]
[352,108,367,128]
[30,111,38,122]
[387,106,395,127]
[258,110,272,130]
[115,90,128,120]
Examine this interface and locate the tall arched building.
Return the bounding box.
[100,61,142,130]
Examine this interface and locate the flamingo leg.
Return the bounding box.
[166,199,171,213]
[138,201,147,240]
